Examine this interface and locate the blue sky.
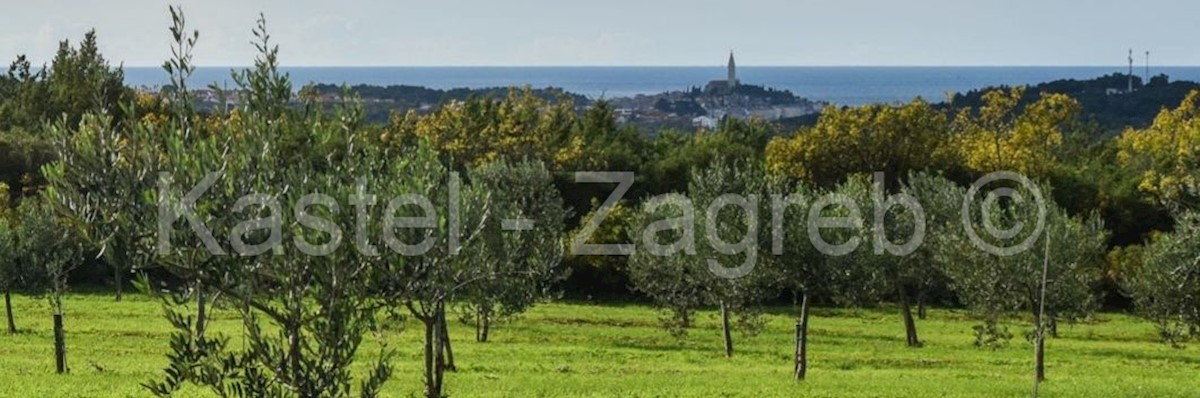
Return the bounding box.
[1,0,1196,67]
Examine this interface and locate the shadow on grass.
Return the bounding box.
[610,338,702,353]
[810,327,908,345]
[828,357,961,371]
[1067,329,1164,344]
[2,328,44,337]
[538,316,659,329]
[1082,347,1200,366]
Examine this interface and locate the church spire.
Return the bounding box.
[727,51,737,87]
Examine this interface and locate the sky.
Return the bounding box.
[1,0,1197,67]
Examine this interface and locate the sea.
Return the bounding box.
[123,66,1200,106]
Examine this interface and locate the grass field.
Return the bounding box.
[1,292,1198,397]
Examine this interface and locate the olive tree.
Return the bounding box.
[882,172,967,347]
[458,159,567,343]
[370,142,492,398]
[0,184,26,335]
[765,175,820,379]
[0,215,12,334]
[141,97,396,397]
[772,174,908,378]
[628,193,707,336]
[14,194,85,373]
[0,189,31,334]
[815,174,940,348]
[628,161,778,358]
[691,163,780,359]
[1124,211,1200,346]
[146,13,395,396]
[47,8,396,396]
[930,179,1105,381]
[43,112,157,302]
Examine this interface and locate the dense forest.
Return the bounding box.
[2,11,1200,397]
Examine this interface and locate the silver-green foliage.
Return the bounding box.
[458,159,568,341]
[918,176,1106,348]
[1125,212,1200,346]
[628,161,778,340]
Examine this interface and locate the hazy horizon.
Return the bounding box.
[3,0,1198,68]
[116,64,1198,68]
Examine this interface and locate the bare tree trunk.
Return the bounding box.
[475,308,483,343]
[286,286,304,392]
[1047,315,1058,338]
[916,292,928,320]
[439,302,456,372]
[53,312,66,374]
[899,286,921,347]
[195,284,207,340]
[476,307,491,343]
[114,265,123,302]
[5,290,15,334]
[719,300,733,358]
[435,319,446,397]
[288,319,303,388]
[794,293,810,381]
[423,318,442,398]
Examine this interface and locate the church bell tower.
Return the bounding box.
[727,51,738,87]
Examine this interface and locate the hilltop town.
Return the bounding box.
[606,53,823,130]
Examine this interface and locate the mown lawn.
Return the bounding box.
[1,292,1197,397]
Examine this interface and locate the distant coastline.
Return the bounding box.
[123,66,1200,106]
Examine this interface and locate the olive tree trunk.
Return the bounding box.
[423,315,446,398]
[476,307,491,343]
[899,286,921,347]
[195,285,208,339]
[719,300,733,358]
[114,266,123,302]
[439,302,456,371]
[5,290,15,334]
[916,292,928,320]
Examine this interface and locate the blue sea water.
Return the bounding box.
[123,66,1200,106]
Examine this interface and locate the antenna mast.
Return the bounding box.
[1128,49,1134,93]
[1145,51,1151,84]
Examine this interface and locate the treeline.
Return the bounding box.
[2,8,1200,397]
[0,30,131,201]
[947,72,1200,132]
[0,27,1192,307]
[305,83,589,124]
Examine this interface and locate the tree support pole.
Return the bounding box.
[794,293,810,381]
[53,312,66,374]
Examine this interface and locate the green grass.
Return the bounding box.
[1,292,1197,397]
